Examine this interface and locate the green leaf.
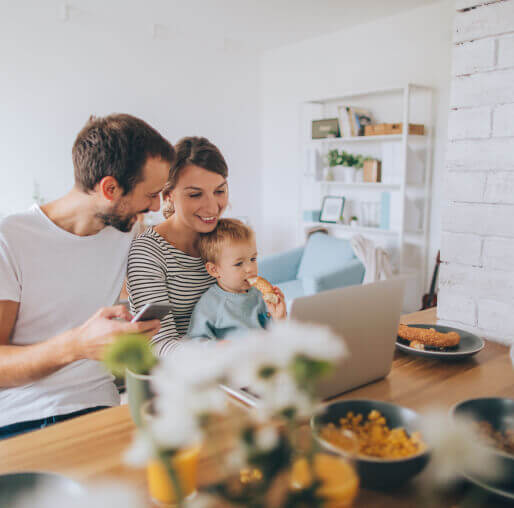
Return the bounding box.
[258,365,277,379]
[291,356,334,390]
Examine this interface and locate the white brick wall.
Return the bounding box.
[498,35,514,67]
[441,232,482,265]
[484,172,514,203]
[439,0,514,344]
[452,39,495,76]
[493,103,514,136]
[455,1,514,43]
[448,107,491,139]
[446,138,514,169]
[443,171,486,201]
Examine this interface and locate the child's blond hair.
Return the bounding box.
[198,218,254,263]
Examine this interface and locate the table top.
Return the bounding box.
[1,308,513,507]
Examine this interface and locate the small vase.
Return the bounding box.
[343,166,356,183]
[126,368,153,427]
[354,170,364,183]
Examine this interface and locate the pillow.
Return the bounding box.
[297,233,355,280]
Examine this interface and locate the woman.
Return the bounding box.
[127,137,229,355]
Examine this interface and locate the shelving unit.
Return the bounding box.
[299,84,434,310]
[303,221,399,237]
[315,182,401,191]
[310,133,425,145]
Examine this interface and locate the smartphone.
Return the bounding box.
[131,303,172,323]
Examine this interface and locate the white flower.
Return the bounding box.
[124,431,156,466]
[14,480,145,508]
[265,320,348,365]
[225,320,347,392]
[420,409,504,487]
[255,371,315,420]
[255,426,279,451]
[151,409,201,450]
[153,342,233,389]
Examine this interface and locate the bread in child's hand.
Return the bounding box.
[248,276,279,304]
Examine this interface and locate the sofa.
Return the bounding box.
[258,232,365,302]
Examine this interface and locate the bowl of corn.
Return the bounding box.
[311,399,430,489]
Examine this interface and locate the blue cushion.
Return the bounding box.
[259,246,304,285]
[297,233,356,280]
[276,279,305,302]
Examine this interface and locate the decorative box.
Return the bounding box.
[364,123,425,136]
[363,160,381,182]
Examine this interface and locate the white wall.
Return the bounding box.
[0,3,261,234]
[438,0,514,344]
[259,0,455,288]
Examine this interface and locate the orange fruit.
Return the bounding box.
[290,453,359,507]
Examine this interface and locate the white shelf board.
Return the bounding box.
[314,181,401,191]
[305,83,433,104]
[303,221,399,236]
[310,134,426,145]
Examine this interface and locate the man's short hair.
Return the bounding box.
[72,113,174,195]
[198,218,254,264]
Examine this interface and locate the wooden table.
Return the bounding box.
[1,308,513,507]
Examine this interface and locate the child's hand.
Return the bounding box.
[266,286,287,320]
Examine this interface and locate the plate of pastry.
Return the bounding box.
[396,323,484,359]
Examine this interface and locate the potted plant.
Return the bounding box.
[326,150,369,182]
[350,216,359,227]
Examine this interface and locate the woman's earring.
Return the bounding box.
[163,198,175,217]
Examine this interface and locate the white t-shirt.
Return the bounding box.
[0,205,133,427]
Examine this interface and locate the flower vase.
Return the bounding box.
[125,368,153,427]
[354,170,364,183]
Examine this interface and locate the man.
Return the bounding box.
[0,114,174,438]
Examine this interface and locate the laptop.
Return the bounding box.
[221,278,405,406]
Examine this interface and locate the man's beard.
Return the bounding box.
[96,203,149,233]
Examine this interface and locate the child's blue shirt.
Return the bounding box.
[187,284,270,340]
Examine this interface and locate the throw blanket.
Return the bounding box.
[351,234,393,284]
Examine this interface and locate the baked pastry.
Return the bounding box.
[397,324,460,351]
[248,276,279,304]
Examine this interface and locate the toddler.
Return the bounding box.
[187,218,286,340]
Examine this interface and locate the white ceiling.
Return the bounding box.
[63,0,440,51]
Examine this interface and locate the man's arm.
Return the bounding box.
[0,301,160,388]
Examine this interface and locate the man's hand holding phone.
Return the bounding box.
[73,305,162,362]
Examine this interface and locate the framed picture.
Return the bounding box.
[311,118,340,139]
[320,196,345,223]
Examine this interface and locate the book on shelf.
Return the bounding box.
[337,106,373,137]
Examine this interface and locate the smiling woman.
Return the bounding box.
[126,137,229,355]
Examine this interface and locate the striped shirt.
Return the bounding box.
[127,227,215,355]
